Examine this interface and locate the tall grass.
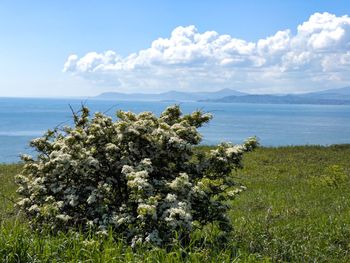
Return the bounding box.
[1,145,350,262]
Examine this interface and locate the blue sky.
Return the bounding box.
[1,1,350,97]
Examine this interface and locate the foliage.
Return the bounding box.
[15,105,257,247]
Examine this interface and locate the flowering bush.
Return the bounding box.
[16,105,257,247]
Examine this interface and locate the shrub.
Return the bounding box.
[16,105,257,247]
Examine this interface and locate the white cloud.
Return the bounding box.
[63,12,350,94]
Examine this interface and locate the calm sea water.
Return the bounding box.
[1,97,350,163]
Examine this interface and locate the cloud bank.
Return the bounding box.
[63,12,350,93]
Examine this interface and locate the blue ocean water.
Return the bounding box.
[1,97,350,163]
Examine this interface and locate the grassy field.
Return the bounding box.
[1,145,350,262]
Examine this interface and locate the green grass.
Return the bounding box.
[1,145,350,262]
[0,164,22,221]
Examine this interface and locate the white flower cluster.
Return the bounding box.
[16,105,257,247]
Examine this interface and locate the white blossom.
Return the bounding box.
[87,193,97,204]
[56,214,72,222]
[16,105,257,247]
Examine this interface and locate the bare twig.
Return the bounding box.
[68,104,79,124]
[103,104,119,115]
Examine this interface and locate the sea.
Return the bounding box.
[1,97,350,163]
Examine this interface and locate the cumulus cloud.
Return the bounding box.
[63,12,350,93]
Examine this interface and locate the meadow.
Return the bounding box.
[1,145,350,262]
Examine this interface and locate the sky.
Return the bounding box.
[1,1,350,97]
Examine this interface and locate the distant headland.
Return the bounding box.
[93,86,350,105]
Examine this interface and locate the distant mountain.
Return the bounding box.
[94,86,350,105]
[202,94,350,105]
[301,86,350,101]
[93,88,247,102]
[202,86,350,105]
